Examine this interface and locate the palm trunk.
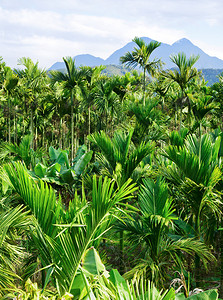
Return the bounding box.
[220,226,223,297]
[119,231,125,274]
[35,126,38,149]
[194,220,200,287]
[42,126,45,148]
[71,91,74,162]
[8,98,11,144]
[30,108,34,148]
[59,118,63,148]
[88,106,91,150]
[13,109,16,144]
[143,68,146,106]
[15,105,18,144]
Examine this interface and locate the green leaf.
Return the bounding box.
[60,169,76,185]
[187,289,218,300]
[34,163,47,178]
[109,269,130,300]
[81,247,106,276]
[2,179,9,194]
[56,151,70,168]
[73,144,88,164]
[47,163,61,177]
[73,151,93,176]
[49,147,69,168]
[163,288,176,300]
[49,146,61,161]
[176,293,186,300]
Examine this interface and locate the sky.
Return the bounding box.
[0,0,223,69]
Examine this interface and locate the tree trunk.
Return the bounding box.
[143,68,146,106]
[30,108,34,148]
[8,98,11,144]
[220,226,223,297]
[119,231,125,274]
[15,105,18,144]
[13,109,16,144]
[88,106,91,150]
[59,118,63,148]
[71,91,74,162]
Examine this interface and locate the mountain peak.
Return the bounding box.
[173,38,193,45]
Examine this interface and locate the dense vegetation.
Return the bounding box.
[0,37,223,299]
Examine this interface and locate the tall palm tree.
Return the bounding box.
[120,37,162,105]
[79,65,104,148]
[50,57,89,160]
[2,66,19,143]
[15,58,48,146]
[94,77,120,133]
[162,53,201,129]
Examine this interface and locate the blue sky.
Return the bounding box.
[1,0,222,68]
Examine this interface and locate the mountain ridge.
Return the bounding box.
[48,37,223,70]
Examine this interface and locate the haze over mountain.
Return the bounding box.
[49,37,223,71]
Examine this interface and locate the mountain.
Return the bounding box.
[48,37,223,70]
[48,54,105,71]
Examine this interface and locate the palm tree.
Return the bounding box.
[162,53,201,129]
[94,76,120,133]
[0,134,45,170]
[116,177,215,288]
[120,37,162,105]
[88,129,155,272]
[2,66,19,143]
[1,161,137,295]
[15,57,48,147]
[161,133,222,284]
[127,97,164,145]
[0,205,30,296]
[190,94,219,135]
[50,57,89,160]
[79,65,104,148]
[88,129,155,188]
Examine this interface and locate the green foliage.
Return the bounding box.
[1,161,137,295]
[116,178,214,287]
[88,129,154,187]
[176,289,218,300]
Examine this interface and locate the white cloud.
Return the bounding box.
[0,1,223,67]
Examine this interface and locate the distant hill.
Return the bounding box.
[49,54,105,70]
[200,69,223,85]
[49,63,223,86]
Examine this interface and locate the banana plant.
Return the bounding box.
[33,144,93,197]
